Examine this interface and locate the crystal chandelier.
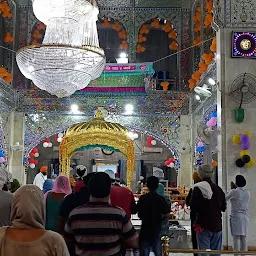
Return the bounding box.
[16,0,105,98]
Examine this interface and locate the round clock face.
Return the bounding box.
[240,39,251,50]
[101,148,114,155]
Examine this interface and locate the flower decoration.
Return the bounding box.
[151,18,160,29]
[168,30,177,39]
[37,22,46,30]
[32,29,42,40]
[192,5,201,47]
[0,1,12,19]
[204,0,214,29]
[4,32,14,43]
[139,25,149,35]
[210,37,216,52]
[118,29,127,40]
[169,41,179,51]
[120,40,128,50]
[0,67,12,83]
[138,34,147,43]
[162,23,172,33]
[112,21,121,31]
[160,81,169,91]
[136,44,146,53]
[102,18,111,28]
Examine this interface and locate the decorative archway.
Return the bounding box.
[59,112,135,187]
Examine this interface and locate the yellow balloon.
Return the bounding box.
[240,150,249,157]
[246,158,255,167]
[244,131,252,139]
[232,134,240,144]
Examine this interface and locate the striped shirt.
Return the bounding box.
[64,201,137,256]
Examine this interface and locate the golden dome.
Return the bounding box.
[65,111,127,136]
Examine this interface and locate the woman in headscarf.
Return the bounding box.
[0,185,69,256]
[156,183,171,236]
[45,175,72,232]
[43,179,54,194]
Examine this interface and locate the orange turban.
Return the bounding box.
[40,166,48,173]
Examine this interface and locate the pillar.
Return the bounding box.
[8,112,25,184]
[217,28,256,249]
[178,115,193,188]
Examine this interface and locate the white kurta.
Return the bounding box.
[226,187,250,236]
[33,173,47,190]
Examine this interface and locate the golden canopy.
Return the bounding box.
[59,113,135,187]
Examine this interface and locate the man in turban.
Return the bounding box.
[33,166,48,190]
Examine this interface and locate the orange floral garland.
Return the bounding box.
[31,22,46,45]
[137,18,179,53]
[188,37,216,89]
[0,1,13,84]
[188,0,215,90]
[0,1,12,18]
[193,6,201,46]
[0,67,13,83]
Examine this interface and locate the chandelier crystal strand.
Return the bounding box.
[16,0,105,98]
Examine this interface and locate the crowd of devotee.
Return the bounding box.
[0,164,250,256]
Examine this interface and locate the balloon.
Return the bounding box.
[0,157,5,163]
[236,158,245,168]
[244,131,252,139]
[241,141,250,150]
[240,134,249,143]
[246,158,255,167]
[57,137,62,143]
[169,158,175,163]
[242,155,251,164]
[201,146,207,152]
[239,150,249,157]
[28,158,34,164]
[232,134,241,144]
[34,159,38,165]
[34,152,39,158]
[196,146,201,152]
[168,162,175,168]
[29,163,36,169]
[45,138,50,143]
[32,148,38,153]
[43,142,49,148]
[165,161,169,166]
[48,142,53,147]
[0,151,4,157]
[198,141,204,147]
[146,141,151,147]
[151,140,156,146]
[29,152,35,158]
[58,133,64,138]
[147,136,153,142]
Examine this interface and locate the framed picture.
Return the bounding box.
[232,32,256,58]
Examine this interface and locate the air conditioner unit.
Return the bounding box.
[143,147,163,153]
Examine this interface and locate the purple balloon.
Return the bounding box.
[0,157,5,163]
[241,141,250,150]
[240,134,249,143]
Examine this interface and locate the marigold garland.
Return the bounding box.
[0,1,12,18]
[137,19,179,54]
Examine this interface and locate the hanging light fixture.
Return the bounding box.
[16,0,105,98]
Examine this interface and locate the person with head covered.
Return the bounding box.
[0,185,69,255]
[0,166,13,227]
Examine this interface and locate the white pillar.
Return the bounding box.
[217,28,256,249]
[8,112,25,184]
[178,115,193,188]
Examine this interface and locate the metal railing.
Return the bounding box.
[162,236,256,256]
